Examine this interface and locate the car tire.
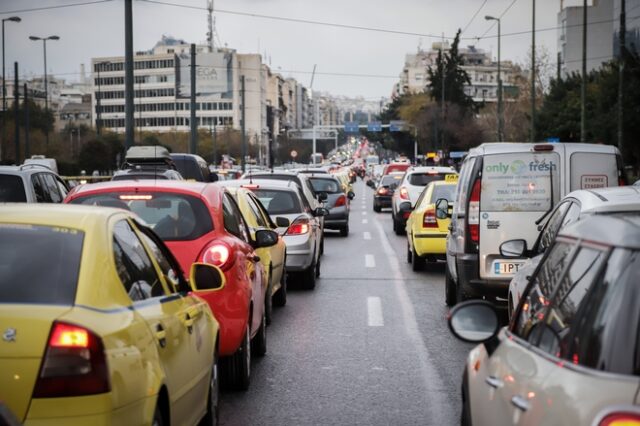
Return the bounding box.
[373,203,381,213]
[252,308,267,357]
[222,324,250,391]
[152,404,165,426]
[445,266,457,306]
[456,280,467,304]
[406,241,413,264]
[412,246,425,271]
[301,259,317,290]
[315,255,321,278]
[273,269,287,307]
[201,351,220,426]
[264,268,273,326]
[339,225,349,237]
[393,216,404,236]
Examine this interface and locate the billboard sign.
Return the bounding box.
[177,51,232,97]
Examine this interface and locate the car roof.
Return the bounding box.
[0,165,57,176]
[468,142,620,156]
[407,166,457,174]
[68,179,216,198]
[562,186,640,214]
[217,179,299,191]
[0,203,130,231]
[560,214,640,249]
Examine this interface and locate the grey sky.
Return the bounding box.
[1,0,570,100]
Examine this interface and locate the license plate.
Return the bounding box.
[493,261,525,275]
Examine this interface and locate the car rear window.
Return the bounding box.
[252,189,302,214]
[0,224,83,304]
[172,158,204,181]
[70,192,213,241]
[0,175,27,202]
[112,173,169,181]
[481,152,561,212]
[408,173,447,186]
[430,184,456,203]
[309,178,341,194]
[381,175,403,186]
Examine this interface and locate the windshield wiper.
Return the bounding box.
[535,161,555,226]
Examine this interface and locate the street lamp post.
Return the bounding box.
[29,35,60,148]
[485,15,503,142]
[1,16,20,162]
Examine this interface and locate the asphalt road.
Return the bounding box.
[219,180,474,426]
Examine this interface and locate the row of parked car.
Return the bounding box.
[0,150,355,425]
[370,142,640,425]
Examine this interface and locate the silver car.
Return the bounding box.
[221,179,327,290]
[307,174,354,237]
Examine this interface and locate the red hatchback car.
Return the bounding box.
[65,180,276,390]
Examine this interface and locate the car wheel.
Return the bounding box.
[445,266,457,306]
[412,246,425,271]
[273,269,287,307]
[456,279,467,304]
[315,255,321,278]
[339,225,349,237]
[393,217,404,236]
[152,404,165,426]
[406,241,412,264]
[373,203,381,213]
[201,351,220,426]
[301,259,317,290]
[252,308,267,357]
[222,324,250,391]
[264,268,273,326]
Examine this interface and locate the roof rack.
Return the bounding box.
[20,163,54,171]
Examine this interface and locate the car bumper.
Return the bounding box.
[373,196,392,207]
[413,233,447,257]
[283,235,315,271]
[456,254,510,305]
[324,207,349,228]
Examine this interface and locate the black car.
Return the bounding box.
[372,172,404,212]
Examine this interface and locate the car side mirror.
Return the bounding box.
[448,300,500,343]
[435,198,450,219]
[313,207,330,217]
[253,228,279,248]
[209,172,219,182]
[275,216,290,228]
[189,263,226,292]
[366,180,375,188]
[399,201,412,213]
[317,191,328,202]
[347,191,355,200]
[500,239,528,258]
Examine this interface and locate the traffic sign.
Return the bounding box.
[389,120,406,132]
[344,122,359,133]
[367,121,382,132]
[546,137,560,143]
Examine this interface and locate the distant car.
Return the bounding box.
[65,181,276,391]
[405,180,457,271]
[171,153,217,182]
[449,214,640,426]
[391,166,458,234]
[372,172,404,212]
[503,185,640,317]
[0,165,69,203]
[307,174,355,236]
[0,203,221,425]
[112,166,184,181]
[382,162,411,176]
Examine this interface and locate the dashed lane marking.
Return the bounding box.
[367,296,384,327]
[363,231,371,240]
[365,254,376,268]
[362,219,368,224]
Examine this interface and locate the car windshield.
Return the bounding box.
[0,224,83,304]
[431,185,456,203]
[252,189,302,214]
[381,175,403,186]
[70,192,213,240]
[408,173,447,186]
[0,175,27,202]
[309,178,341,194]
[172,157,203,181]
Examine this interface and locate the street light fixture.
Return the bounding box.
[485,15,503,142]
[1,16,21,162]
[29,34,60,147]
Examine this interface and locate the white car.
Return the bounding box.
[504,185,640,318]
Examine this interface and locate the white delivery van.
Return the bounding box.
[23,155,58,174]
[444,142,625,306]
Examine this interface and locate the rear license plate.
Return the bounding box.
[493,261,525,275]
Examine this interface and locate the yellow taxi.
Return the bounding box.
[222,186,287,323]
[0,204,224,426]
[405,178,457,271]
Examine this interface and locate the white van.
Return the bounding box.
[444,142,625,306]
[23,155,58,174]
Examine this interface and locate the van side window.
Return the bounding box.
[453,157,476,217]
[537,201,571,252]
[222,193,249,242]
[41,173,63,203]
[31,174,48,203]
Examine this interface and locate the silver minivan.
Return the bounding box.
[445,142,625,306]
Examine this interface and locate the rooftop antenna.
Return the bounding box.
[207,0,214,52]
[309,64,317,89]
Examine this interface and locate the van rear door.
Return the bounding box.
[569,151,619,190]
[479,152,561,281]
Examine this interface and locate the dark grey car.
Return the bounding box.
[308,175,354,236]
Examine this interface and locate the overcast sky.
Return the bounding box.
[1,0,576,100]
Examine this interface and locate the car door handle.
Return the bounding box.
[511,395,531,412]
[484,376,503,389]
[155,324,167,348]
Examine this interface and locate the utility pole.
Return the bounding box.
[124,0,134,149]
[189,43,197,154]
[581,0,587,142]
[531,0,536,142]
[618,0,626,160]
[23,82,29,158]
[13,62,19,163]
[557,52,562,81]
[241,75,246,172]
[2,16,21,163]
[441,32,445,151]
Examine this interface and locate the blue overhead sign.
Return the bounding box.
[344,122,359,133]
[546,137,560,143]
[389,120,406,132]
[367,121,382,132]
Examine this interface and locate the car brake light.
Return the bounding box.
[202,243,234,270]
[533,144,554,151]
[32,322,110,398]
[468,178,481,244]
[334,195,347,207]
[119,194,152,200]
[241,184,259,190]
[598,412,640,426]
[399,187,409,200]
[286,218,310,235]
[377,187,388,195]
[618,177,626,186]
[423,208,437,228]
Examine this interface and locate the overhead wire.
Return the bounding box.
[0,0,114,15]
[461,0,488,34]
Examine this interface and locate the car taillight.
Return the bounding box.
[32,322,110,398]
[377,187,388,196]
[201,242,234,270]
[286,218,310,235]
[423,208,437,228]
[598,412,640,426]
[399,187,409,200]
[619,177,626,186]
[334,195,347,207]
[468,178,481,244]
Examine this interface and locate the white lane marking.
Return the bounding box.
[365,254,376,268]
[363,231,371,240]
[367,296,384,327]
[361,211,367,216]
[362,219,368,224]
[373,219,448,412]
